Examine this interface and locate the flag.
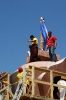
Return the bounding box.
[40,18,48,50]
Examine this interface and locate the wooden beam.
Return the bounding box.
[7,73,10,99]
[32,66,35,96]
[23,66,26,95]
[35,66,50,73]
[34,79,51,85]
[8,90,14,98]
[4,95,9,100]
[53,70,66,76]
[22,94,51,100]
[50,70,53,99]
[53,83,66,89]
[0,86,8,92]
[28,66,66,77]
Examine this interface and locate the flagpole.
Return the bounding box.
[40,33,44,50]
[40,17,48,51]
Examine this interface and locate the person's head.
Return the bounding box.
[1,72,6,76]
[48,31,52,37]
[30,35,35,40]
[18,67,23,73]
[53,76,61,83]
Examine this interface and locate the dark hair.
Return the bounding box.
[53,76,61,83]
[30,35,34,39]
[48,31,52,35]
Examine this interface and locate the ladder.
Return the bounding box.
[12,78,24,100]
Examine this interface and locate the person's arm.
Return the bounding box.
[28,38,36,42]
[46,39,48,51]
[27,40,33,42]
[54,40,57,49]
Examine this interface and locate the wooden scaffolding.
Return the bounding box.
[0,67,66,100]
[0,72,13,100]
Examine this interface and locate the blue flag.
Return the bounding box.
[40,19,48,50]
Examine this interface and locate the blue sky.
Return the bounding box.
[0,0,66,73]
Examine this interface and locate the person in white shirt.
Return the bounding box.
[57,79,66,100]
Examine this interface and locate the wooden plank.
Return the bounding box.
[53,70,66,76]
[32,66,35,96]
[35,66,50,72]
[28,66,66,76]
[22,94,52,100]
[32,95,51,100]
[7,73,11,100]
[29,66,66,77]
[53,83,66,89]
[61,76,66,80]
[8,90,14,98]
[23,66,26,95]
[34,79,51,85]
[50,70,53,99]
[4,95,9,100]
[0,86,8,92]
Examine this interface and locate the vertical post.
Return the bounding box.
[32,66,35,97]
[40,33,44,50]
[50,70,53,99]
[23,66,26,95]
[7,73,10,100]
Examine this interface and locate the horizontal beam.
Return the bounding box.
[35,66,50,72]
[53,83,66,89]
[28,66,66,77]
[53,70,66,76]
[34,79,51,85]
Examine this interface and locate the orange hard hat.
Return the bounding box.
[18,67,23,72]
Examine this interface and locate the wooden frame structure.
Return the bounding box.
[22,66,66,100]
[0,73,13,100]
[0,67,66,100]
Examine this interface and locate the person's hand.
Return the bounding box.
[27,40,30,42]
[46,45,48,51]
[57,91,60,98]
[54,45,56,49]
[27,40,31,42]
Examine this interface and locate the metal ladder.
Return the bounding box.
[12,78,24,100]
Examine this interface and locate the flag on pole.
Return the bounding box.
[40,17,48,50]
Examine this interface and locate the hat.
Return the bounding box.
[18,67,23,72]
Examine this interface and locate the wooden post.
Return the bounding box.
[50,70,53,99]
[23,66,26,95]
[4,95,9,100]
[40,33,44,50]
[32,66,35,97]
[7,73,10,100]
